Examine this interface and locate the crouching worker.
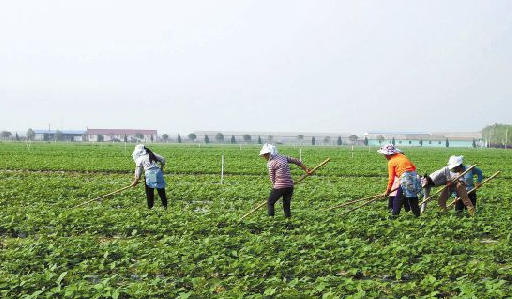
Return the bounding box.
[420,155,475,215]
[378,144,422,217]
[259,144,311,218]
[131,144,168,209]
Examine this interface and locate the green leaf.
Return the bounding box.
[57,271,68,285]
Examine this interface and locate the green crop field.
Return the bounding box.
[1,142,511,298]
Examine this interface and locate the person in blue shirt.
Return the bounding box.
[452,156,483,212]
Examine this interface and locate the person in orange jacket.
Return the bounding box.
[378,144,422,217]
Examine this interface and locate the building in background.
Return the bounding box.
[193,131,353,145]
[364,131,484,148]
[33,130,86,142]
[86,129,157,142]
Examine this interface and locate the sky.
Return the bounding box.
[0,0,511,135]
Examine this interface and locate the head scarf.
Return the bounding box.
[258,143,278,156]
[132,144,147,163]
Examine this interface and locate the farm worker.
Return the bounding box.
[259,143,311,218]
[377,144,422,217]
[455,159,482,213]
[420,155,475,215]
[131,144,168,209]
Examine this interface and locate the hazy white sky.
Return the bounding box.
[1,0,511,135]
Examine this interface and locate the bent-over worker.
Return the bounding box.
[131,144,168,209]
[420,155,475,215]
[378,144,422,217]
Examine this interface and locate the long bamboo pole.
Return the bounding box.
[295,158,331,184]
[337,186,400,215]
[419,164,477,206]
[447,171,500,208]
[238,158,331,221]
[71,185,134,209]
[325,194,382,211]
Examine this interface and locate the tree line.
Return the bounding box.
[482,124,511,148]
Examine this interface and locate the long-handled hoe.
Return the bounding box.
[325,193,383,211]
[446,171,500,208]
[238,158,331,221]
[333,187,399,215]
[70,185,135,210]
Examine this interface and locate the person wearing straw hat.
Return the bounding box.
[131,144,168,209]
[420,155,475,215]
[259,143,311,218]
[377,144,422,217]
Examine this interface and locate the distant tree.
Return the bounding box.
[97,134,104,142]
[323,136,331,144]
[312,136,316,146]
[150,135,154,142]
[297,135,304,144]
[445,138,449,148]
[482,123,512,146]
[472,139,477,148]
[349,135,358,144]
[391,137,396,145]
[161,134,169,142]
[14,133,20,141]
[178,134,182,143]
[419,139,423,147]
[364,136,369,146]
[205,135,210,144]
[230,135,236,144]
[1,131,12,140]
[215,133,224,143]
[56,130,64,141]
[337,136,342,146]
[135,133,144,140]
[43,133,49,141]
[188,133,197,142]
[243,134,251,143]
[27,128,35,141]
[257,136,262,144]
[124,135,128,142]
[377,135,385,144]
[267,135,274,143]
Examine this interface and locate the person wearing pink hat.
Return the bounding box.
[377,144,422,217]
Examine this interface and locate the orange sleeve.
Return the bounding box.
[386,160,396,192]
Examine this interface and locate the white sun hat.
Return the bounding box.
[447,155,464,170]
[132,144,147,163]
[259,143,278,156]
[377,143,403,155]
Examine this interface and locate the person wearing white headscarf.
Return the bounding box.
[259,143,311,218]
[420,155,475,215]
[131,144,168,209]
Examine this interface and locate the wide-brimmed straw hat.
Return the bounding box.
[377,143,403,155]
